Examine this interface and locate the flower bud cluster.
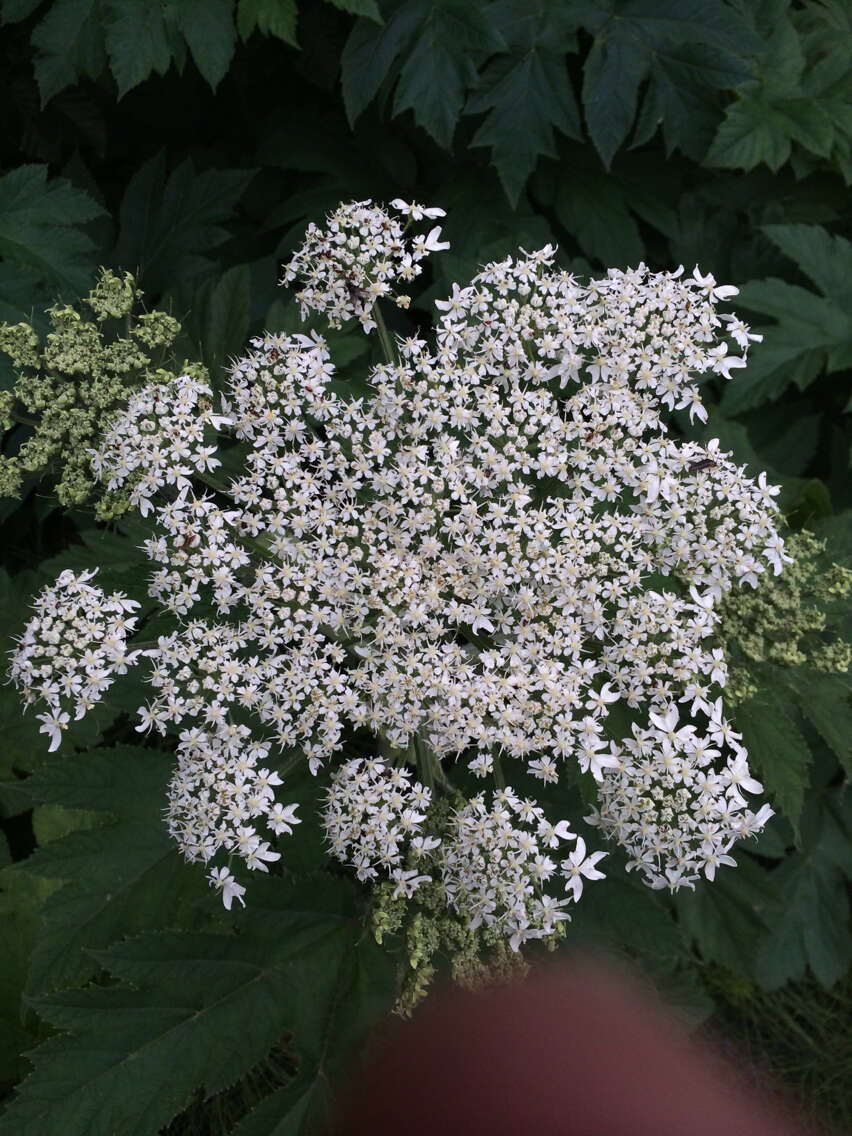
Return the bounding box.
[9,569,141,751]
[281,199,449,331]
[166,722,300,904]
[440,788,601,951]
[0,269,182,509]
[322,758,437,898]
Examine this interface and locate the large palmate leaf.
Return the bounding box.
[734,686,812,836]
[465,0,582,206]
[12,746,207,997]
[112,152,256,296]
[720,224,852,415]
[568,0,762,168]
[0,875,395,1136]
[341,0,504,148]
[707,0,852,178]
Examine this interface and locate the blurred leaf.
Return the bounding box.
[237,0,299,44]
[103,0,173,97]
[173,0,237,90]
[30,0,107,106]
[0,165,103,298]
[325,0,382,19]
[113,152,255,295]
[178,262,252,376]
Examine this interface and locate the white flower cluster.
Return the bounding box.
[281,199,449,331]
[322,758,437,898]
[9,568,141,751]
[16,201,785,925]
[440,789,604,951]
[166,721,300,908]
[588,704,773,890]
[92,373,230,516]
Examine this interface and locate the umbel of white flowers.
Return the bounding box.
[9,198,786,945]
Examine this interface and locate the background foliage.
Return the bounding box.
[0,0,850,1131]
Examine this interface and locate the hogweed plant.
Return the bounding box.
[8,198,793,979]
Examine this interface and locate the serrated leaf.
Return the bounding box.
[755,824,852,989]
[237,0,299,45]
[787,671,852,778]
[325,0,382,19]
[706,96,834,171]
[392,0,504,149]
[576,0,762,168]
[0,165,103,296]
[0,877,394,1136]
[103,0,173,97]
[735,688,812,834]
[676,851,771,975]
[466,0,581,206]
[113,152,255,295]
[31,0,107,105]
[721,225,852,414]
[631,41,752,158]
[15,745,206,997]
[173,0,237,90]
[340,5,424,126]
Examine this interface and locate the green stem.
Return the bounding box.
[492,753,505,790]
[11,411,40,428]
[373,304,396,367]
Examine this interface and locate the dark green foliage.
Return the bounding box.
[1,0,852,1129]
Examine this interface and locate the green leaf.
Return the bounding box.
[631,41,752,159]
[30,0,107,105]
[341,0,503,146]
[237,0,299,45]
[340,4,427,126]
[113,152,255,295]
[178,263,253,375]
[735,687,812,834]
[392,0,504,149]
[554,166,644,267]
[325,0,382,20]
[787,671,852,779]
[0,877,394,1136]
[2,0,43,20]
[721,224,852,414]
[173,0,237,90]
[0,869,55,1091]
[466,0,581,206]
[103,0,173,97]
[762,223,852,310]
[676,851,772,975]
[576,0,762,168]
[0,165,103,297]
[15,745,206,997]
[756,820,852,989]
